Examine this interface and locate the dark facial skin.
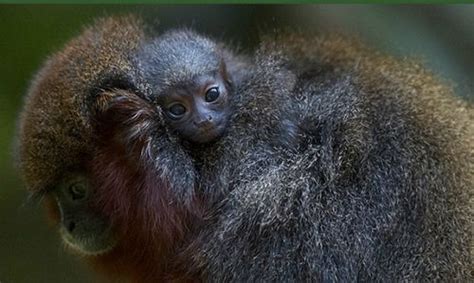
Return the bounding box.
[52,174,117,255]
[159,69,231,143]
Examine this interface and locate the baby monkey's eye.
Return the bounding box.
[205,87,220,102]
[168,103,186,118]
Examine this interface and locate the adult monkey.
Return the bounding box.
[17,16,203,281]
[18,16,472,282]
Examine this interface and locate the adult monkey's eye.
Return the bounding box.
[68,181,87,201]
[205,87,220,102]
[168,103,186,118]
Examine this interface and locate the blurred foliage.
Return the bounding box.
[0,5,472,283]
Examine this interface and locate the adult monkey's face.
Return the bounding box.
[17,16,201,282]
[51,173,117,255]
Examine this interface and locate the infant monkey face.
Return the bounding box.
[161,74,231,143]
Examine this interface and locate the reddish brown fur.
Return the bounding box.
[90,90,203,281]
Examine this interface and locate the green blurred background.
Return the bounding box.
[0,5,472,283]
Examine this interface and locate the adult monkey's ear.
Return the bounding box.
[92,88,161,154]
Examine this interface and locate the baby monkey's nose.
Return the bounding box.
[194,115,213,127]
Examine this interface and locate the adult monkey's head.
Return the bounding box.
[17,15,201,281]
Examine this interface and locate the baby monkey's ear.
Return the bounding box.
[219,58,231,85]
[220,48,252,88]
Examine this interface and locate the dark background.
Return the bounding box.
[0,5,472,283]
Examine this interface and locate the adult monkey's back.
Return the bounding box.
[182,34,473,281]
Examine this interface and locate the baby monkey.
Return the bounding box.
[137,30,247,143]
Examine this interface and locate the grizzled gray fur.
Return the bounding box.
[171,35,473,281]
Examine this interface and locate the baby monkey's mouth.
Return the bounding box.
[189,120,227,144]
[194,126,222,143]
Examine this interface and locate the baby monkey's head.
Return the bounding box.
[139,30,234,143]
